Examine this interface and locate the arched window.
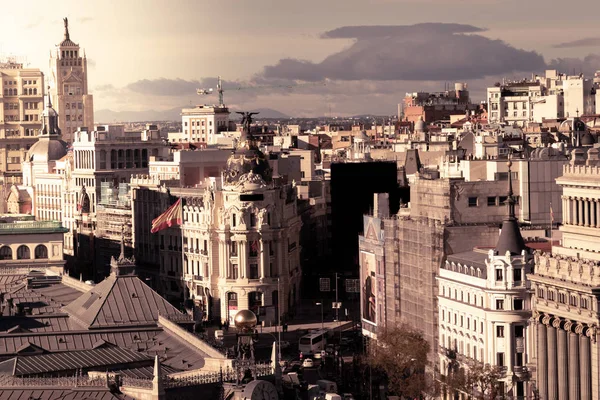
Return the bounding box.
[16,245,31,260]
[0,246,12,260]
[34,245,48,259]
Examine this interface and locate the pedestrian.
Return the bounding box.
[283,322,288,333]
[300,351,303,361]
[218,320,223,330]
[224,320,229,332]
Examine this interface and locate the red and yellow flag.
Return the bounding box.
[151,198,182,233]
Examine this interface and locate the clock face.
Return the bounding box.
[244,380,278,400]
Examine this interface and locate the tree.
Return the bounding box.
[464,360,504,400]
[367,324,437,399]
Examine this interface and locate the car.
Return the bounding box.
[302,358,314,368]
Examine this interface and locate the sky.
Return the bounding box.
[2,0,600,117]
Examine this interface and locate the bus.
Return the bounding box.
[299,329,328,354]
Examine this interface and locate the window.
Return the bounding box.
[16,245,30,260]
[230,241,238,257]
[460,315,464,327]
[229,263,239,279]
[496,299,504,310]
[34,245,48,259]
[232,214,237,227]
[481,321,484,333]
[496,269,503,281]
[515,325,524,338]
[442,310,445,321]
[548,291,555,301]
[538,288,544,299]
[497,352,505,367]
[249,263,259,279]
[558,293,567,304]
[499,196,508,205]
[514,299,523,310]
[515,352,524,367]
[497,326,505,338]
[581,297,589,309]
[514,269,522,282]
[0,246,12,260]
[487,196,497,206]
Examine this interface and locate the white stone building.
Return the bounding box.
[438,163,534,399]
[529,148,600,400]
[181,130,302,324]
[170,105,230,145]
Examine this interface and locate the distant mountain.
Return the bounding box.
[95,106,290,123]
[238,108,290,119]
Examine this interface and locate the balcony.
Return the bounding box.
[200,249,208,256]
[192,275,203,281]
[513,365,529,379]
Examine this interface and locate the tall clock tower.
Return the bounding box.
[49,17,94,142]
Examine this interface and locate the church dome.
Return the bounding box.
[27,138,68,163]
[415,116,427,132]
[27,93,67,163]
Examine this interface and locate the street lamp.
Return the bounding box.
[316,302,324,331]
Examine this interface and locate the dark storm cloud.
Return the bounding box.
[321,23,485,39]
[553,37,600,49]
[547,54,600,76]
[125,77,248,97]
[262,23,546,81]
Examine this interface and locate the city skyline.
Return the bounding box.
[1,0,599,117]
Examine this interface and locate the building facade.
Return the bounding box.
[49,18,94,142]
[529,148,600,400]
[182,139,302,324]
[172,105,230,144]
[0,59,45,184]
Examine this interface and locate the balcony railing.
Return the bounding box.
[0,221,67,234]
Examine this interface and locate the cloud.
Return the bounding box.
[553,37,600,49]
[262,23,546,82]
[547,54,600,76]
[23,18,43,30]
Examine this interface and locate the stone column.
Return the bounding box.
[548,322,558,400]
[557,321,569,399]
[596,199,600,228]
[573,197,578,225]
[578,198,584,226]
[538,320,548,400]
[568,328,580,400]
[259,240,266,279]
[580,330,591,400]
[584,199,590,227]
[563,196,570,225]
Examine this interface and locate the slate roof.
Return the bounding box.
[0,328,208,370]
[62,275,182,329]
[446,250,489,280]
[0,389,131,400]
[0,345,152,376]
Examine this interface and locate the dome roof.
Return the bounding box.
[224,145,272,188]
[27,138,68,163]
[354,131,369,142]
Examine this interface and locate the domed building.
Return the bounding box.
[181,124,302,324]
[21,94,69,220]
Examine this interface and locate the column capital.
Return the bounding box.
[586,324,597,343]
[552,317,562,329]
[575,322,586,335]
[542,314,553,326]
[563,320,574,332]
